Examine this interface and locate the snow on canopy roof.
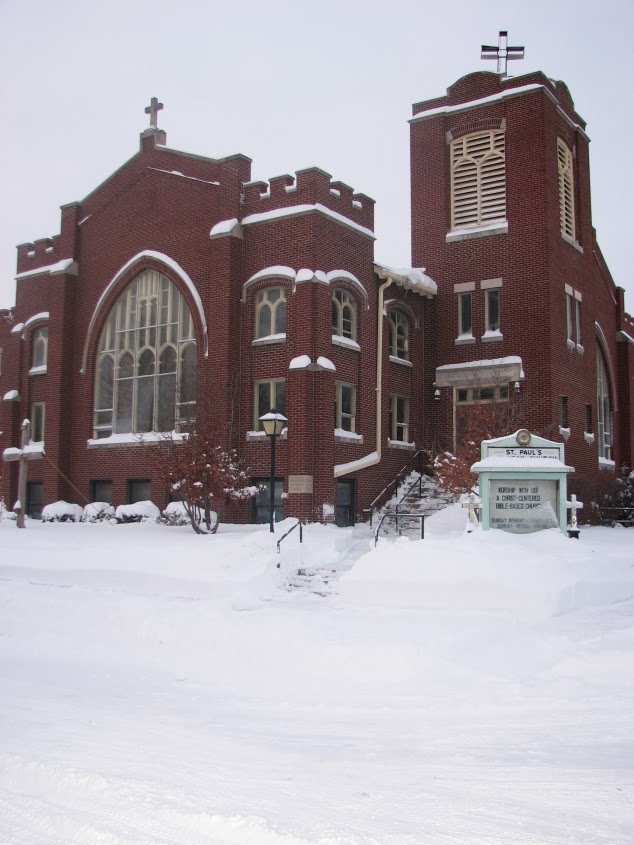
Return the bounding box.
[437,355,523,373]
[373,263,437,297]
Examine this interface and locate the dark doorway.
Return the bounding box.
[26,481,43,520]
[336,480,355,527]
[252,478,284,525]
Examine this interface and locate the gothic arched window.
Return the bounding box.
[93,269,197,438]
[255,287,286,339]
[389,310,409,360]
[596,345,612,462]
[332,289,357,340]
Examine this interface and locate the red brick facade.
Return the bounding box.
[1,70,632,522]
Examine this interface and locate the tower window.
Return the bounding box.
[450,130,506,229]
[558,138,576,241]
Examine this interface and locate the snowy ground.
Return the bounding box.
[1,508,633,845]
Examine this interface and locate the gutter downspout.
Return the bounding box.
[334,277,392,477]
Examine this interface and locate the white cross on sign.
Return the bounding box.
[481,30,525,76]
[566,493,584,528]
[144,97,164,128]
[462,492,482,529]
[2,419,44,528]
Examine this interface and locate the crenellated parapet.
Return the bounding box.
[242,167,374,233]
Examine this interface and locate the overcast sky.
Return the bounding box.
[1,0,632,311]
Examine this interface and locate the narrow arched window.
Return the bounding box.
[32,327,48,369]
[93,269,197,438]
[389,310,409,360]
[596,346,612,462]
[332,289,357,340]
[255,287,286,339]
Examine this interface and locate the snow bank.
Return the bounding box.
[42,500,83,522]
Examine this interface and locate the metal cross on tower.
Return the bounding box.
[144,97,164,128]
[481,31,525,76]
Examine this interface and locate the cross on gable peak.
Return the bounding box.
[145,97,164,129]
[481,30,525,77]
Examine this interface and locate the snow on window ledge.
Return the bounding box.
[566,338,576,350]
[446,220,508,243]
[332,335,360,351]
[584,432,595,445]
[334,428,363,444]
[252,333,286,347]
[387,438,415,451]
[29,365,47,376]
[389,355,413,367]
[559,426,571,441]
[246,430,288,442]
[455,333,476,346]
[87,431,187,448]
[561,231,584,253]
[598,457,615,470]
[576,343,584,355]
[481,329,503,342]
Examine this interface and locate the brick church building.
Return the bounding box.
[2,55,633,524]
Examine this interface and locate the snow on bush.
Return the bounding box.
[160,501,192,526]
[114,500,160,523]
[1,501,17,520]
[42,501,84,523]
[82,502,115,523]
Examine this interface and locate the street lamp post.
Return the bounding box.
[259,408,287,533]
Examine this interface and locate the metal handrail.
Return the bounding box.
[277,519,303,554]
[364,450,429,526]
[374,511,425,546]
[395,474,424,515]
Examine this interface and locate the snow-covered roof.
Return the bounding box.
[288,355,336,372]
[373,263,437,298]
[334,451,379,478]
[209,218,242,239]
[15,258,78,280]
[289,355,311,370]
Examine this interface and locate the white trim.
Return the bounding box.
[251,333,286,347]
[326,270,370,309]
[87,431,187,448]
[561,231,584,253]
[389,355,413,368]
[29,365,47,376]
[242,203,375,239]
[480,278,503,290]
[81,250,208,372]
[24,312,50,329]
[454,281,475,293]
[241,266,295,302]
[387,439,416,451]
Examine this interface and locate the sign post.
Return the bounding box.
[2,419,44,528]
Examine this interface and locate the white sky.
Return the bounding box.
[0,0,632,311]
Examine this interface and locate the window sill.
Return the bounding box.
[584,432,595,445]
[87,431,187,448]
[576,343,584,355]
[566,338,576,350]
[455,334,475,345]
[561,232,584,253]
[446,220,508,243]
[332,334,360,352]
[387,438,415,451]
[334,429,363,445]
[252,333,286,347]
[559,426,571,441]
[389,355,413,367]
[481,330,503,342]
[598,457,615,470]
[29,365,48,376]
[246,430,288,442]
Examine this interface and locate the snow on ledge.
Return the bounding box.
[289,355,312,370]
[241,266,295,302]
[326,270,369,308]
[10,322,25,335]
[209,218,242,239]
[87,431,186,447]
[15,258,78,280]
[3,389,20,401]
[334,451,379,477]
[24,312,50,329]
[316,356,335,371]
[436,356,524,388]
[335,428,363,441]
[332,335,361,351]
[241,204,375,240]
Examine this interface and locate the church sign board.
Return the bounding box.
[471,430,574,534]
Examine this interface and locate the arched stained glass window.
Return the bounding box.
[93,269,197,438]
[332,289,357,340]
[596,345,612,461]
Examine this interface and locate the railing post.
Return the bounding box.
[421,515,425,540]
